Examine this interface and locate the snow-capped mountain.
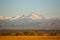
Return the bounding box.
[0,12,57,20]
[0,15,21,20]
[28,12,52,20]
[0,13,60,30]
[18,12,52,20]
[27,12,42,20]
[12,15,21,20]
[0,16,12,20]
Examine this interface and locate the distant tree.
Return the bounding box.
[1,32,6,36]
[29,31,37,36]
[16,32,25,36]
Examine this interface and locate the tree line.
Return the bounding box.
[0,31,60,36]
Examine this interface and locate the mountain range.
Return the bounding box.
[0,12,60,30]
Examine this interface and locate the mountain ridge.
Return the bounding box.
[0,13,60,30]
[0,13,59,20]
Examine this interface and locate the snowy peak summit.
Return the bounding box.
[27,12,44,20]
[13,15,21,19]
[0,12,59,20]
[0,16,12,20]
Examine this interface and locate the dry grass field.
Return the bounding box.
[0,30,60,40]
[0,36,60,40]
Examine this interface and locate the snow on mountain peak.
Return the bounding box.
[27,12,44,20]
[13,15,21,19]
[0,16,12,20]
[0,12,59,20]
[0,15,21,20]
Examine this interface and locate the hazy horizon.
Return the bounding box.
[0,0,60,30]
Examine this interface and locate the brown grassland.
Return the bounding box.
[0,30,60,40]
[0,36,60,40]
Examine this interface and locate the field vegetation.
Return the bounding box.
[0,30,60,40]
[0,31,60,36]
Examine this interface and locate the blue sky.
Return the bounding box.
[0,0,60,17]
